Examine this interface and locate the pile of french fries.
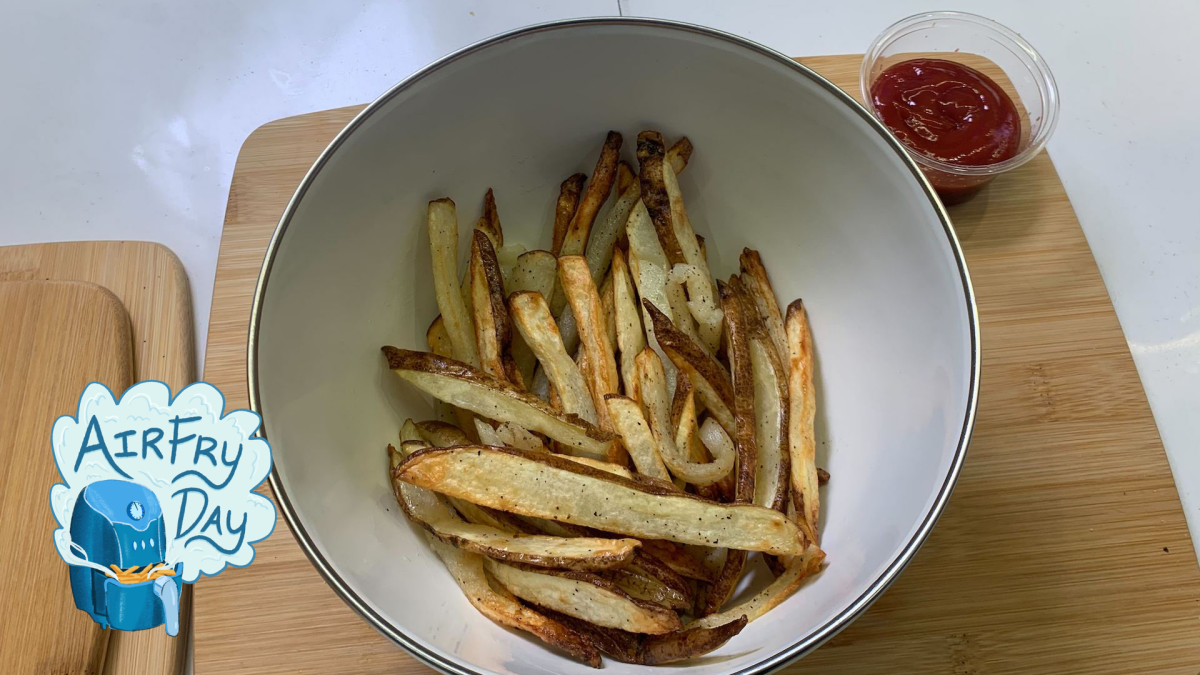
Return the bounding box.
[383,130,827,667]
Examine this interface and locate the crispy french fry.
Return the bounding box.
[559,256,620,435]
[740,249,788,364]
[719,280,758,504]
[477,187,503,249]
[644,300,735,434]
[611,248,646,400]
[559,132,623,262]
[690,546,825,629]
[427,198,478,367]
[637,348,734,486]
[414,419,469,446]
[399,418,423,444]
[505,250,557,386]
[640,539,717,584]
[395,444,804,554]
[384,348,614,456]
[750,333,790,513]
[637,131,686,266]
[604,395,671,481]
[608,569,691,612]
[666,136,693,177]
[786,300,819,544]
[509,291,598,425]
[552,173,586,256]
[668,263,723,354]
[426,316,478,440]
[617,161,635,194]
[470,229,512,381]
[636,616,746,665]
[486,559,681,634]
[390,445,640,571]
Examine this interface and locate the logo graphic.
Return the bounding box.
[49,381,276,635]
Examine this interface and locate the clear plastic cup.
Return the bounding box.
[861,12,1059,205]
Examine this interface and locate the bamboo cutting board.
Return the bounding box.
[194,55,1200,674]
[0,281,133,675]
[0,242,195,674]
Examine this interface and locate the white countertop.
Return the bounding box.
[6,0,1196,581]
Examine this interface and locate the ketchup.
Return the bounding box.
[870,58,1022,203]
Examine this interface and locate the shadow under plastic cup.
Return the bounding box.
[861,12,1059,205]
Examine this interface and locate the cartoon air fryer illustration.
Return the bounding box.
[67,480,182,635]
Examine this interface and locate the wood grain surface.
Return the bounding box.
[0,281,132,675]
[194,55,1200,674]
[0,242,195,674]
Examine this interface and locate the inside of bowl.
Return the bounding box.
[255,20,974,675]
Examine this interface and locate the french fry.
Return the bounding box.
[558,256,620,437]
[584,178,642,285]
[427,198,478,367]
[409,425,528,531]
[617,160,635,194]
[383,348,615,456]
[786,300,820,544]
[637,616,747,665]
[637,348,734,486]
[604,395,671,481]
[627,551,694,605]
[509,291,598,425]
[551,173,586,256]
[626,202,684,388]
[608,569,692,612]
[740,249,788,363]
[690,546,825,630]
[476,187,503,249]
[470,229,512,381]
[668,263,723,354]
[637,131,687,265]
[750,334,790,513]
[394,444,805,554]
[611,249,645,400]
[400,418,423,444]
[390,445,640,571]
[486,559,682,634]
[426,317,478,440]
[665,136,693,177]
[640,539,718,584]
[644,300,735,434]
[414,419,469,446]
[505,250,557,386]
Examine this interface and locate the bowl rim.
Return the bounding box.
[246,16,981,675]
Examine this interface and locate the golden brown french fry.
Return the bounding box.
[637,131,686,265]
[786,299,819,544]
[608,569,691,612]
[476,187,503,249]
[640,539,718,584]
[414,420,469,446]
[719,280,758,504]
[390,445,640,571]
[604,395,671,481]
[400,418,423,444]
[644,300,735,434]
[486,560,682,634]
[668,263,723,354]
[611,248,646,400]
[616,160,635,194]
[384,348,614,456]
[690,546,825,629]
[551,173,586,256]
[395,444,805,554]
[427,198,478,367]
[750,333,790,513]
[560,132,622,261]
[558,256,620,436]
[505,250,558,386]
[470,229,512,381]
[509,291,598,425]
[426,316,478,440]
[637,348,734,486]
[740,249,788,363]
[665,136,693,177]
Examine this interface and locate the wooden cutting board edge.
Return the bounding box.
[0,280,133,674]
[0,242,196,674]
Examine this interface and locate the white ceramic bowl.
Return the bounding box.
[251,18,979,675]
